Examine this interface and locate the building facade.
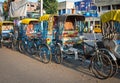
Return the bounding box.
[58,1,75,15]
[95,0,120,15]
[14,0,39,18]
[12,0,39,12]
[58,0,120,28]
[27,2,38,13]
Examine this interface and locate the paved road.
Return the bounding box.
[0,47,120,83]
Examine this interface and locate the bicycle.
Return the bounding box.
[76,33,118,79]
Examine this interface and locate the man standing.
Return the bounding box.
[90,24,93,33]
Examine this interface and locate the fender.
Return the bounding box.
[99,48,117,61]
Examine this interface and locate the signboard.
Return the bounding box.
[75,0,98,17]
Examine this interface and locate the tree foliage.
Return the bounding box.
[3,0,13,20]
[43,0,58,14]
[3,1,9,20]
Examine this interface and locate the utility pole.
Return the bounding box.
[38,0,43,16]
[38,0,43,30]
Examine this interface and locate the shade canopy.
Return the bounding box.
[101,10,120,23]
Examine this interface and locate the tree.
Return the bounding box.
[3,0,14,20]
[43,0,58,14]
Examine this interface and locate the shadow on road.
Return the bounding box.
[60,57,95,78]
[4,46,120,80]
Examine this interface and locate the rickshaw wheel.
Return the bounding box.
[0,43,2,48]
[26,42,37,56]
[11,42,16,50]
[0,36,1,48]
[90,52,113,79]
[39,44,52,64]
[18,41,26,53]
[54,43,62,64]
[11,39,18,51]
[99,49,118,77]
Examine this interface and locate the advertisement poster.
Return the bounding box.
[75,0,98,17]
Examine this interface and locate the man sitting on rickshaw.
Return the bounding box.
[26,22,34,37]
[64,21,74,31]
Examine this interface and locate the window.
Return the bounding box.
[102,5,111,11]
[98,6,100,12]
[62,9,66,14]
[58,10,61,15]
[67,9,71,14]
[31,5,34,7]
[112,4,120,9]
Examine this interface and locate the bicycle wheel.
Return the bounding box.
[99,49,118,77]
[0,36,1,48]
[39,44,52,64]
[54,43,62,64]
[11,39,18,51]
[26,41,37,55]
[18,40,26,53]
[110,59,118,77]
[90,52,113,79]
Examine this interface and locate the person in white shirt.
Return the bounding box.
[90,24,93,33]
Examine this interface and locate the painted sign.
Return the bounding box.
[75,0,98,17]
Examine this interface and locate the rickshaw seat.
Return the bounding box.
[64,22,74,30]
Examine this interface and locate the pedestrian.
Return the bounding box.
[90,24,93,33]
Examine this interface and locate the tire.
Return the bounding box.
[26,41,37,55]
[39,44,52,64]
[90,52,113,79]
[54,43,62,64]
[110,60,118,77]
[99,49,118,77]
[18,41,26,53]
[0,40,2,48]
[0,43,2,48]
[11,41,16,50]
[11,39,18,51]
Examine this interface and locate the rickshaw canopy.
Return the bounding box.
[39,14,50,21]
[58,14,85,22]
[100,10,120,23]
[21,18,39,24]
[0,21,14,26]
[39,14,58,22]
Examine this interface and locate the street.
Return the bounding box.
[0,47,120,83]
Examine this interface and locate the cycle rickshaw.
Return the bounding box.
[99,10,120,78]
[52,14,117,79]
[39,14,84,63]
[18,18,52,63]
[39,14,62,63]
[0,21,14,48]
